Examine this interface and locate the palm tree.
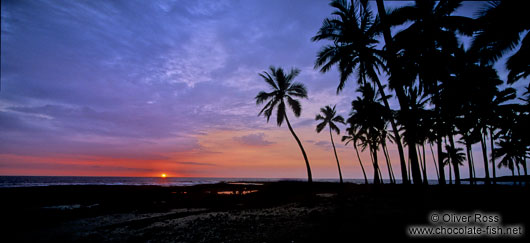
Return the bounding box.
[495,136,526,179]
[456,121,480,184]
[380,128,396,184]
[312,0,409,184]
[442,145,466,185]
[471,1,530,84]
[316,105,346,183]
[397,86,430,185]
[255,66,312,183]
[495,93,530,179]
[383,0,474,185]
[342,126,369,184]
[349,83,387,184]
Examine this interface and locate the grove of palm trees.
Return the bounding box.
[4,1,529,241]
[256,0,529,185]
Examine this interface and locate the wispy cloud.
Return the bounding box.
[233,133,275,146]
[174,161,217,166]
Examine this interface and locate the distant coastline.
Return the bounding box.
[2,175,526,188]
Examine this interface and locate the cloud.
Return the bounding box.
[233,133,275,146]
[174,161,217,166]
[2,0,516,178]
[314,140,332,150]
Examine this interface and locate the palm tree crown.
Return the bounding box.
[316,105,346,183]
[315,105,345,134]
[255,66,313,183]
[256,66,308,126]
[312,0,384,93]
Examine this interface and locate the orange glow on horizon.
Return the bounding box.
[161,173,167,178]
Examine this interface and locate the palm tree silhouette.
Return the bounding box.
[442,145,466,185]
[471,1,530,84]
[255,66,312,183]
[312,0,409,184]
[349,83,387,184]
[380,128,396,184]
[494,89,529,179]
[342,126,369,184]
[316,105,346,183]
[384,0,473,185]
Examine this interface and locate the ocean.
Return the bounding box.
[0,176,375,187]
[0,176,517,187]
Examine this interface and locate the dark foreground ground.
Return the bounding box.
[1,182,528,242]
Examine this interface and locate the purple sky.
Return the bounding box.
[1,0,527,178]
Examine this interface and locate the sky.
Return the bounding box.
[1,0,527,179]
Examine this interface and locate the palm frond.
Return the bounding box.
[276,101,286,127]
[316,121,327,133]
[286,96,302,117]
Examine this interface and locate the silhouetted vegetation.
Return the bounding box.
[315,105,346,183]
[257,0,529,184]
[256,66,313,182]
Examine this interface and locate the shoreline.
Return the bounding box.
[2,182,529,242]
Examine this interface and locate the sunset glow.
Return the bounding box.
[161,173,167,178]
[0,0,524,179]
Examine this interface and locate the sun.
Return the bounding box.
[161,173,167,178]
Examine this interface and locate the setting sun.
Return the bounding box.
[161,173,167,178]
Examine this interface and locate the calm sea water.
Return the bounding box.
[0,176,516,187]
[0,176,389,187]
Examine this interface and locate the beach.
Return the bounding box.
[2,182,529,242]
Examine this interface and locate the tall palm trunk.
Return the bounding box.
[371,145,381,184]
[433,76,446,185]
[465,143,474,184]
[383,143,396,183]
[430,143,440,180]
[489,128,496,184]
[437,139,446,185]
[374,0,410,184]
[283,111,312,183]
[523,158,528,176]
[381,141,394,183]
[448,135,461,185]
[470,148,477,179]
[448,163,453,184]
[329,127,343,184]
[480,131,491,184]
[407,137,423,184]
[421,143,429,185]
[353,142,369,184]
[372,76,410,184]
[417,145,425,182]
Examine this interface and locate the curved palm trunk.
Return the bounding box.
[371,145,381,184]
[465,143,474,184]
[382,142,394,184]
[375,0,413,185]
[523,158,528,176]
[283,111,312,183]
[422,144,428,185]
[407,139,423,184]
[470,148,477,179]
[448,135,461,185]
[383,143,396,183]
[372,75,410,184]
[448,163,453,184]
[430,143,440,180]
[353,143,369,184]
[437,139,447,185]
[480,131,491,185]
[417,145,425,182]
[489,128,497,184]
[329,128,343,184]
